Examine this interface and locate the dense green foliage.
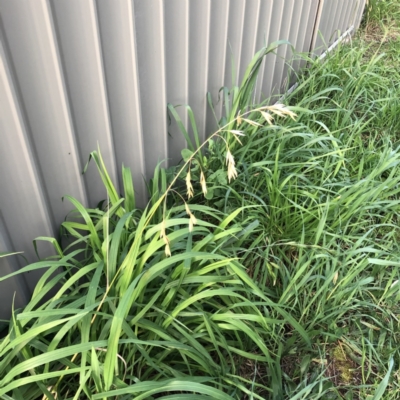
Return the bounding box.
[1,2,400,398]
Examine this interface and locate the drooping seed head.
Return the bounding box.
[200,171,207,196]
[185,169,194,199]
[226,150,238,182]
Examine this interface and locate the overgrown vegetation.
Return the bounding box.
[1,1,400,399]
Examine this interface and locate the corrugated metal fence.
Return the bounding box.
[0,0,366,317]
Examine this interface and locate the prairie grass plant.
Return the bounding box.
[1,10,400,400]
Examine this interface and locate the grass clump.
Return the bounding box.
[0,44,309,400]
[361,0,400,66]
[1,7,400,399]
[167,27,400,398]
[0,151,291,399]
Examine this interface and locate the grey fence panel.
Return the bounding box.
[0,37,54,291]
[1,1,88,228]
[253,0,274,103]
[188,0,211,146]
[96,0,147,206]
[0,37,53,300]
[355,0,367,30]
[239,0,261,84]
[224,0,247,89]
[279,0,319,96]
[259,2,285,100]
[165,0,190,166]
[338,1,353,35]
[205,0,230,136]
[314,0,365,55]
[0,0,366,318]
[271,0,297,98]
[51,0,119,207]
[293,0,320,77]
[133,0,169,176]
[0,224,29,320]
[327,1,342,43]
[314,1,334,53]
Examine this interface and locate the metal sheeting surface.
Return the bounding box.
[313,0,366,55]
[0,0,366,317]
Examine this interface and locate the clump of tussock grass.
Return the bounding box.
[165,35,400,398]
[0,42,309,400]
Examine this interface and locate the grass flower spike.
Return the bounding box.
[185,169,194,199]
[226,149,238,182]
[185,203,197,232]
[189,213,197,232]
[268,104,297,120]
[160,220,171,257]
[200,170,207,196]
[260,111,274,125]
